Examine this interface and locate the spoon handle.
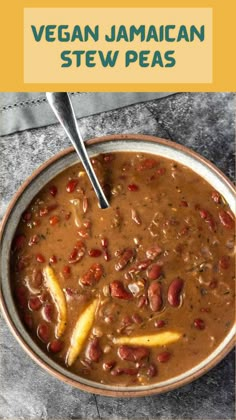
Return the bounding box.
[46,92,109,209]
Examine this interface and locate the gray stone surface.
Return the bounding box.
[0,92,235,419]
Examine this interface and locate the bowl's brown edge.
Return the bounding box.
[0,133,235,397]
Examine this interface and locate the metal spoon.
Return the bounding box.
[46,92,109,209]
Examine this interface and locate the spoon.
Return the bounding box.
[46,92,109,209]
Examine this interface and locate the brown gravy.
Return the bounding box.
[11,152,235,386]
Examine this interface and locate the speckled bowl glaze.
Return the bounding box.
[0,135,235,397]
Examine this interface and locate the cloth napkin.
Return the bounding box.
[0,92,175,136]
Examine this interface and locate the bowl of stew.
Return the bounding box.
[0,134,235,397]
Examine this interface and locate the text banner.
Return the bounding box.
[24,8,212,84]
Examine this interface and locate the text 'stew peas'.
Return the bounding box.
[31,24,205,70]
[24,8,212,84]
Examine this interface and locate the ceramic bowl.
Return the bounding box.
[0,134,235,397]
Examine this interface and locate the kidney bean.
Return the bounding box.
[137,295,148,308]
[39,208,48,217]
[219,255,230,270]
[211,190,221,204]
[22,211,32,222]
[48,204,58,212]
[148,281,162,312]
[104,250,110,261]
[40,291,50,303]
[120,315,133,328]
[49,255,57,264]
[68,241,86,264]
[168,277,184,307]
[64,287,77,298]
[137,158,158,171]
[85,220,92,229]
[157,351,171,363]
[80,263,103,286]
[28,296,42,311]
[206,217,216,232]
[66,179,78,193]
[36,253,45,263]
[78,226,89,239]
[156,167,166,175]
[88,249,102,258]
[23,312,33,329]
[115,248,135,271]
[15,286,27,308]
[137,361,149,370]
[129,259,151,274]
[39,204,58,217]
[28,234,40,246]
[179,200,188,207]
[118,345,149,362]
[128,184,139,192]
[12,234,26,251]
[209,280,217,289]
[103,361,116,371]
[193,318,205,330]
[42,303,54,322]
[49,215,60,225]
[146,245,162,260]
[131,209,142,225]
[49,185,58,197]
[86,338,102,363]
[199,209,216,231]
[101,237,108,248]
[110,280,133,300]
[132,313,143,324]
[146,363,157,378]
[37,323,50,342]
[103,153,115,163]
[199,209,208,219]
[154,319,165,328]
[16,257,27,272]
[178,226,189,236]
[124,272,132,281]
[48,339,63,353]
[146,263,162,280]
[138,260,152,271]
[63,265,71,277]
[219,210,235,229]
[111,367,139,376]
[90,264,103,282]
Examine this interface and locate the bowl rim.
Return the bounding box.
[0,133,235,397]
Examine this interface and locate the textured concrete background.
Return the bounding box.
[0,92,235,419]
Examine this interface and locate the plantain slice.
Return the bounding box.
[43,265,67,338]
[113,331,181,347]
[66,298,98,367]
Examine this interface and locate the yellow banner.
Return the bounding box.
[0,0,235,91]
[24,8,212,84]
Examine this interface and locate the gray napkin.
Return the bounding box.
[0,92,174,136]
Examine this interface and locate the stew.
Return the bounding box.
[11,152,235,386]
